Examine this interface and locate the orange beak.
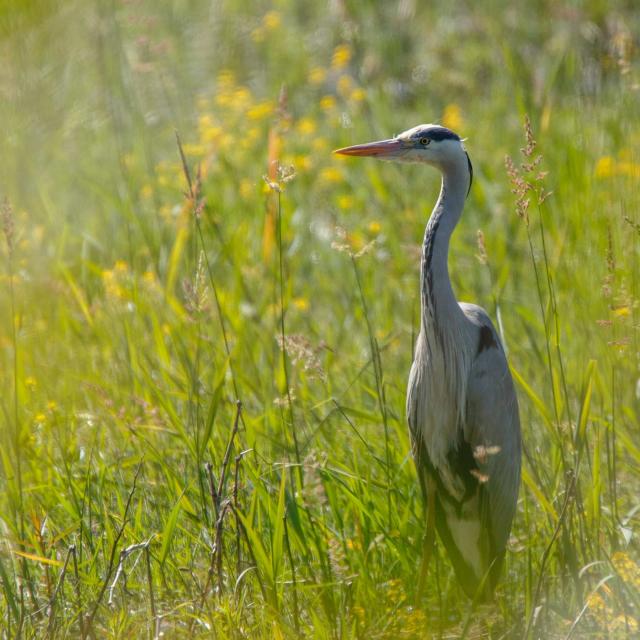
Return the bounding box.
[334,138,406,158]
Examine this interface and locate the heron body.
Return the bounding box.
[336,125,521,599]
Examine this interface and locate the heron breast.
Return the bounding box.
[407,332,470,474]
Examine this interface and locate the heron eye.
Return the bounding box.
[419,137,430,146]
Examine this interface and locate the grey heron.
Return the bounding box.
[335,124,521,599]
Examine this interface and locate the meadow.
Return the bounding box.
[1,0,640,637]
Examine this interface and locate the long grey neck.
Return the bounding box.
[420,160,470,332]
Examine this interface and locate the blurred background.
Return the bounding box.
[1,1,640,637]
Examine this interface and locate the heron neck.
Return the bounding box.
[421,162,469,329]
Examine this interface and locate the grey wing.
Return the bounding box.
[464,320,521,558]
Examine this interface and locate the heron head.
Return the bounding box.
[335,124,473,189]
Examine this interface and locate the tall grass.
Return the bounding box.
[1,0,640,637]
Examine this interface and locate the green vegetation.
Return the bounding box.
[1,1,640,637]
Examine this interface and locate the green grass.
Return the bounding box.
[1,0,640,637]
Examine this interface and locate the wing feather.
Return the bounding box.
[407,305,521,598]
[463,316,521,590]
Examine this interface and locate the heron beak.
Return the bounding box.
[334,138,405,158]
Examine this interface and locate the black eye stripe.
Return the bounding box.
[414,126,460,142]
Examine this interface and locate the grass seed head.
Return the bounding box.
[183,251,210,318]
[476,229,488,264]
[505,115,552,224]
[277,334,326,381]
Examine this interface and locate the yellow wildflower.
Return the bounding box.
[403,607,428,635]
[201,123,223,144]
[293,154,312,171]
[610,614,639,633]
[47,401,57,411]
[337,74,352,97]
[351,231,364,251]
[231,87,252,111]
[239,179,254,200]
[351,606,365,625]
[368,221,381,234]
[198,114,213,129]
[349,87,366,102]
[115,260,129,272]
[296,117,316,136]
[182,143,206,157]
[247,101,274,120]
[320,167,343,183]
[218,133,234,150]
[442,103,464,132]
[103,270,123,299]
[293,297,309,311]
[251,27,265,43]
[34,413,46,424]
[337,195,354,209]
[587,591,609,622]
[312,137,329,152]
[263,10,281,29]
[309,67,327,85]
[332,44,352,69]
[215,92,232,108]
[385,579,404,600]
[612,551,640,588]
[240,127,260,150]
[595,156,615,178]
[143,270,157,285]
[140,184,153,200]
[217,70,235,89]
[320,95,336,111]
[25,376,37,389]
[617,161,640,178]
